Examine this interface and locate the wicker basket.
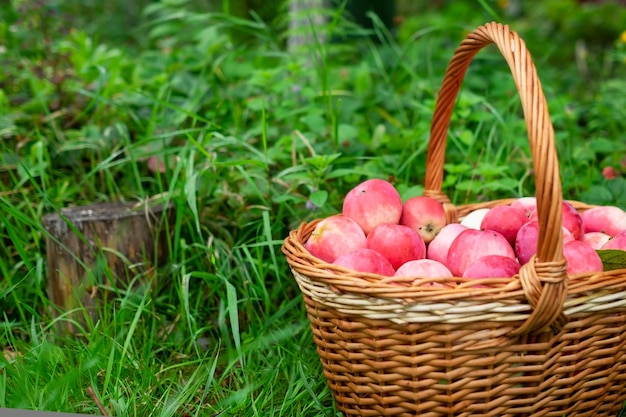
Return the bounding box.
[281,22,626,417]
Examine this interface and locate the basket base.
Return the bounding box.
[302,294,626,417]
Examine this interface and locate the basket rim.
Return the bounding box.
[282,198,626,330]
[283,199,626,298]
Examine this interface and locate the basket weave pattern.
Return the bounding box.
[282,22,626,416]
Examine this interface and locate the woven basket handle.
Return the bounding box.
[424,22,568,335]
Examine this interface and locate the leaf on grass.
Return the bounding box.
[224,280,241,355]
[589,137,626,154]
[597,249,626,272]
[458,129,474,146]
[397,184,424,201]
[580,185,615,206]
[309,190,328,208]
[337,124,359,142]
[444,163,472,174]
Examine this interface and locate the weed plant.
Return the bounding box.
[0,0,625,415]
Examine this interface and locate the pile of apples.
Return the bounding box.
[304,179,626,283]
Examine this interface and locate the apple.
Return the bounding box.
[529,201,584,240]
[515,221,542,266]
[459,208,491,230]
[480,205,529,247]
[515,220,576,265]
[601,230,626,251]
[394,259,453,286]
[563,240,604,275]
[561,227,576,244]
[332,248,395,276]
[602,166,618,180]
[580,206,626,237]
[510,197,537,218]
[342,178,403,235]
[582,232,611,250]
[366,223,426,270]
[427,223,468,265]
[400,196,447,243]
[447,229,516,276]
[462,255,521,278]
[305,215,367,262]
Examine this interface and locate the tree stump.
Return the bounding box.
[287,0,327,53]
[43,201,173,335]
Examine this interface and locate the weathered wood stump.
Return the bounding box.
[43,201,173,334]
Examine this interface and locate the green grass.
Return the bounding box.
[1,0,625,416]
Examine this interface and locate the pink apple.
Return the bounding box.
[563,240,604,275]
[562,227,576,243]
[459,208,491,230]
[305,215,367,262]
[400,196,447,243]
[366,223,426,270]
[515,220,540,265]
[515,220,575,265]
[602,166,618,180]
[529,201,584,240]
[427,223,468,265]
[342,179,403,235]
[332,248,395,276]
[582,232,611,250]
[394,259,453,286]
[480,205,529,247]
[601,230,626,251]
[510,197,537,218]
[462,255,521,278]
[580,206,626,237]
[447,229,516,277]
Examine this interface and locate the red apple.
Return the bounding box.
[515,220,540,266]
[510,197,537,218]
[332,248,395,276]
[601,230,626,251]
[515,220,575,265]
[400,196,446,243]
[580,206,626,237]
[366,223,426,270]
[529,201,584,240]
[563,240,603,275]
[462,255,521,278]
[602,166,618,180]
[562,201,585,240]
[480,205,529,247]
[447,229,516,277]
[394,259,453,285]
[460,208,490,230]
[305,215,367,262]
[342,179,403,235]
[427,223,468,266]
[562,227,576,244]
[582,232,611,250]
